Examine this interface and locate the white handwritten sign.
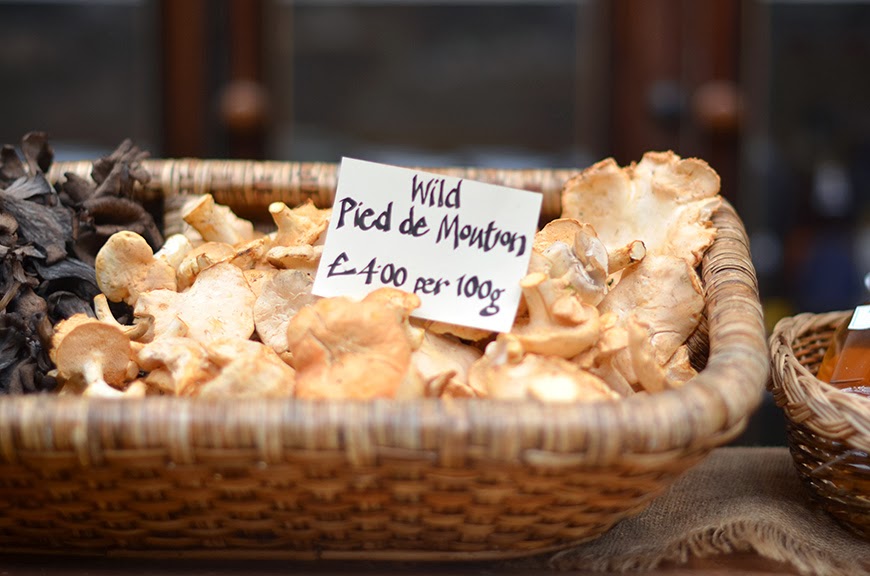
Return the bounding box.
[312,158,542,332]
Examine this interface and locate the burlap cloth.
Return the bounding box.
[543,447,870,576]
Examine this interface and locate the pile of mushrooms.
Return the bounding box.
[51,151,721,403]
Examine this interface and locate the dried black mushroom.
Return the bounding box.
[58,138,162,266]
[0,132,158,394]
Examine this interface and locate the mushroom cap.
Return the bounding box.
[513,273,601,358]
[137,336,216,395]
[53,318,133,386]
[561,151,721,267]
[154,233,194,271]
[470,335,618,403]
[417,320,493,344]
[527,220,611,307]
[286,295,417,399]
[412,331,483,397]
[253,269,317,358]
[195,338,295,398]
[266,244,323,271]
[269,201,330,246]
[243,268,281,299]
[134,262,256,345]
[598,254,704,365]
[95,230,177,305]
[182,194,259,245]
[176,242,235,290]
[532,218,589,253]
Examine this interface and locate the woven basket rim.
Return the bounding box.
[1,160,770,468]
[769,311,870,453]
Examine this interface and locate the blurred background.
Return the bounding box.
[2,0,869,444]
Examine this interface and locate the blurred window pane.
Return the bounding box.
[0,0,159,159]
[266,1,606,168]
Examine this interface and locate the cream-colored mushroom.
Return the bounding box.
[176,242,236,290]
[194,338,295,398]
[181,194,259,246]
[243,268,281,299]
[286,290,421,399]
[413,331,484,398]
[92,293,152,342]
[613,317,698,394]
[154,234,194,271]
[531,218,649,302]
[598,254,705,365]
[95,231,177,306]
[468,334,618,403]
[362,287,425,349]
[592,316,696,395]
[176,238,269,290]
[134,262,256,345]
[266,244,323,272]
[268,200,330,247]
[417,320,493,344]
[511,272,600,358]
[136,336,216,395]
[529,219,609,306]
[253,269,318,361]
[51,314,141,398]
[561,151,721,268]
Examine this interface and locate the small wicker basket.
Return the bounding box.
[769,311,870,540]
[0,160,769,560]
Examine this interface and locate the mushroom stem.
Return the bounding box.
[608,240,646,273]
[154,234,193,270]
[81,359,124,397]
[269,203,297,235]
[93,294,152,341]
[183,195,245,245]
[520,273,556,326]
[0,280,21,311]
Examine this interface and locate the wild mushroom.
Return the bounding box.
[176,242,236,290]
[598,254,704,365]
[154,233,194,271]
[195,338,295,398]
[268,200,329,247]
[626,318,697,393]
[175,237,269,291]
[136,336,216,395]
[181,194,260,246]
[266,244,324,272]
[561,151,721,268]
[92,293,152,342]
[286,289,421,399]
[413,331,484,398]
[529,219,609,306]
[243,268,281,298]
[51,314,140,397]
[95,230,177,306]
[417,320,493,344]
[134,262,256,344]
[511,272,600,358]
[468,334,619,403]
[591,316,697,395]
[253,269,318,362]
[361,287,425,349]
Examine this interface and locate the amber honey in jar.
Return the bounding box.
[817,274,870,389]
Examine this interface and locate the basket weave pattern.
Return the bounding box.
[0,161,770,559]
[769,312,870,540]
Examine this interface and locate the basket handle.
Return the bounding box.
[49,159,575,222]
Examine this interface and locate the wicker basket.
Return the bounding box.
[0,160,769,560]
[769,311,870,540]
